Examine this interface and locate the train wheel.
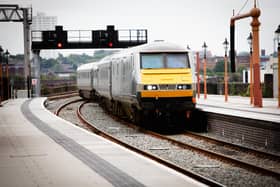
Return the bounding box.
[112,101,117,115]
[116,102,121,117]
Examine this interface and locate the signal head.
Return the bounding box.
[57,42,63,48]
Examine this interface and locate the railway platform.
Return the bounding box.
[196,95,280,123]
[0,98,205,187]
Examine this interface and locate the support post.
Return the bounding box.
[224,54,228,102]
[32,50,41,97]
[5,62,9,99]
[196,52,200,99]
[278,45,280,107]
[203,57,207,99]
[23,8,31,98]
[251,8,262,107]
[249,50,254,104]
[230,24,235,72]
[0,63,3,106]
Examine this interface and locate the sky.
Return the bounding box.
[0,0,280,57]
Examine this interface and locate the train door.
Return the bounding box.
[90,69,94,90]
[109,60,113,99]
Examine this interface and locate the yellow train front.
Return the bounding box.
[134,46,196,125]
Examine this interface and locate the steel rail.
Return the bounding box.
[54,98,83,116]
[77,101,224,187]
[47,91,78,101]
[145,130,280,180]
[184,131,280,161]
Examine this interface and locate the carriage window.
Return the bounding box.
[141,54,164,69]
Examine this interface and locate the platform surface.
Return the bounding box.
[196,95,280,123]
[0,98,205,187]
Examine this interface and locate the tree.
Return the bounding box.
[41,58,58,69]
[213,60,225,73]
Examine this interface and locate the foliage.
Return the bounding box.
[41,58,57,69]
[93,50,116,61]
[237,66,247,73]
[53,63,63,72]
[206,68,215,76]
[11,54,24,60]
[213,60,225,72]
[39,50,116,74]
[199,68,215,76]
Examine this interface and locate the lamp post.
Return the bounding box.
[251,6,262,107]
[202,42,208,99]
[196,52,200,99]
[4,50,10,99]
[247,32,254,105]
[275,25,280,108]
[223,38,229,102]
[0,46,3,106]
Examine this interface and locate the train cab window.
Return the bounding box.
[141,53,189,69]
[141,54,164,69]
[166,53,190,68]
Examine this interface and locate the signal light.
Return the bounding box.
[108,42,113,47]
[57,42,63,48]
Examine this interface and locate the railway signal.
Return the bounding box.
[41,26,67,49]
[32,25,147,50]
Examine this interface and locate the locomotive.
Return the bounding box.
[77,41,196,126]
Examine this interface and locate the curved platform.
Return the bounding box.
[196,95,280,150]
[197,95,280,123]
[0,98,205,187]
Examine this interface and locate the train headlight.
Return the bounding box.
[177,84,192,90]
[152,85,157,90]
[144,85,158,90]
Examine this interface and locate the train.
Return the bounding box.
[77,41,197,127]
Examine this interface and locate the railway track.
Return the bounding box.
[182,132,280,167]
[49,98,280,186]
[53,99,223,186]
[47,91,78,101]
[160,133,280,179]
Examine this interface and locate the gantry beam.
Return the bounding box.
[0,4,32,23]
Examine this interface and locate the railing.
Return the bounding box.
[31,29,148,44]
[118,29,147,42]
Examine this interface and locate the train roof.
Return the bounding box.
[77,42,190,70]
[110,41,189,59]
[135,41,188,53]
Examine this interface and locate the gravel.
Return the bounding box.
[167,134,280,173]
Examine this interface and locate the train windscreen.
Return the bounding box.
[141,53,190,69]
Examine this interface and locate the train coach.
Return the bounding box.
[77,62,98,99]
[77,41,197,127]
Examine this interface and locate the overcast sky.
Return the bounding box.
[0,0,279,56]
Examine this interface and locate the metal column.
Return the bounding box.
[23,8,31,98]
[32,50,41,97]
